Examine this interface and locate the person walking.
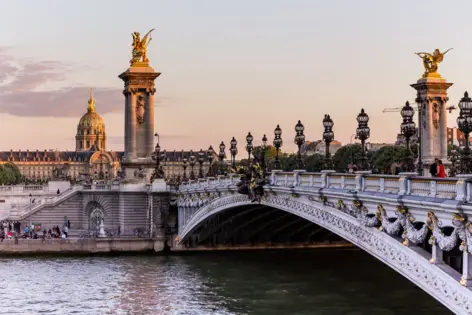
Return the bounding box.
[430,158,438,177]
[437,160,446,178]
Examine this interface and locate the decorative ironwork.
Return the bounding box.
[400,101,416,172]
[356,108,370,171]
[294,120,305,169]
[458,91,472,174]
[273,125,283,169]
[323,115,334,170]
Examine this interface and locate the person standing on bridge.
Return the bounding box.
[430,158,438,177]
[436,160,446,178]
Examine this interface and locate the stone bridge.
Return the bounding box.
[176,170,472,314]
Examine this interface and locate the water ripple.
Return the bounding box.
[0,250,452,315]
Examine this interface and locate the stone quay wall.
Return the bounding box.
[0,238,165,254]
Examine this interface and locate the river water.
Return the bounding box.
[0,249,451,315]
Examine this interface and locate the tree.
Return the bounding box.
[304,154,325,172]
[0,163,22,185]
[370,145,407,174]
[332,144,362,172]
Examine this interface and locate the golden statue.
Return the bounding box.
[415,48,452,78]
[130,29,154,67]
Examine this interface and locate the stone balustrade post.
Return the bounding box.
[398,172,417,196]
[429,180,437,198]
[456,175,472,202]
[320,170,335,188]
[271,170,282,186]
[293,170,306,186]
[354,171,371,192]
[430,242,444,266]
[461,251,472,287]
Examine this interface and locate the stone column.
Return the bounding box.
[146,92,155,157]
[124,93,129,156]
[129,92,137,158]
[440,102,448,160]
[425,100,433,161]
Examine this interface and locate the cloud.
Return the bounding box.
[0,49,177,117]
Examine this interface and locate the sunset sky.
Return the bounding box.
[0,0,471,154]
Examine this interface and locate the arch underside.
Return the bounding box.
[178,194,472,314]
[182,204,343,247]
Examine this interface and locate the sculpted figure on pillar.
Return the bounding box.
[130,29,154,66]
[415,48,452,78]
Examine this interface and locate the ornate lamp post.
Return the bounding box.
[206,145,214,177]
[294,120,305,169]
[230,137,238,170]
[182,157,188,181]
[323,115,335,170]
[246,132,254,164]
[219,141,226,175]
[400,101,417,172]
[448,149,459,177]
[151,140,162,181]
[356,108,370,171]
[160,150,167,179]
[273,125,283,169]
[189,151,196,180]
[457,91,472,173]
[198,149,205,178]
[261,134,267,171]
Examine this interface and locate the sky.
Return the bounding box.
[0,0,471,154]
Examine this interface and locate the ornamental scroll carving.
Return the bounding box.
[136,94,145,124]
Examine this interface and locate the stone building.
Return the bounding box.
[447,127,472,147]
[0,90,212,182]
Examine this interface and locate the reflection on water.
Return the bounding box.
[0,249,451,315]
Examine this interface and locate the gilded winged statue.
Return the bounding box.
[130,29,154,66]
[415,48,452,78]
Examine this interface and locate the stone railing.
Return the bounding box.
[0,185,48,194]
[178,171,463,201]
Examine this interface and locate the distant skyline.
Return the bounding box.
[0,0,471,154]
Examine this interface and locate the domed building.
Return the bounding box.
[76,90,106,151]
[0,89,214,183]
[0,90,123,182]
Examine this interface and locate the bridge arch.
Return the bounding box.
[178,193,472,314]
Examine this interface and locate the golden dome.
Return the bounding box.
[78,88,105,130]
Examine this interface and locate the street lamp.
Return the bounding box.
[151,139,162,181]
[273,125,283,169]
[230,137,238,170]
[323,115,335,170]
[160,150,167,179]
[458,91,472,174]
[356,108,370,171]
[261,134,267,171]
[245,132,254,164]
[400,101,416,172]
[294,120,305,169]
[207,145,214,177]
[219,141,226,175]
[182,156,188,181]
[448,149,459,177]
[198,149,205,178]
[189,150,196,180]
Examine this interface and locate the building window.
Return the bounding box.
[86,141,90,148]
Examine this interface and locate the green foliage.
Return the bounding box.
[448,144,460,156]
[369,146,407,174]
[0,163,22,185]
[304,154,325,172]
[332,144,362,172]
